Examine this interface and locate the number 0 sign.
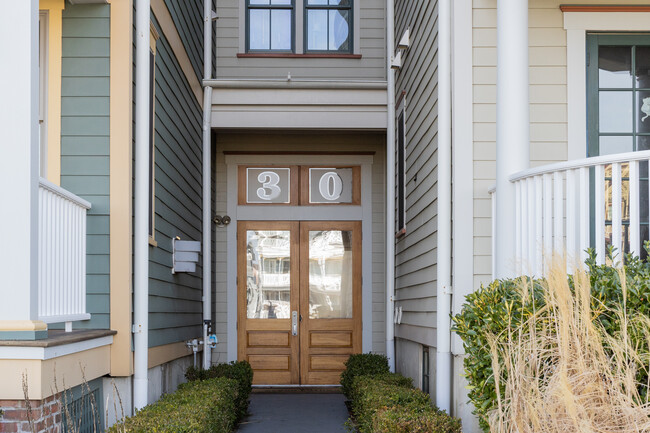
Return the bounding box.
[309,168,354,204]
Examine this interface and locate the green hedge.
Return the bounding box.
[340,353,390,398]
[185,361,254,419]
[340,355,461,433]
[452,250,650,432]
[107,377,238,433]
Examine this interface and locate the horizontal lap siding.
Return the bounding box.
[215,1,386,80]
[146,16,204,347]
[163,0,205,82]
[393,0,439,347]
[60,4,111,330]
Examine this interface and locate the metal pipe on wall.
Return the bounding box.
[385,0,396,373]
[436,0,453,414]
[133,0,151,411]
[202,0,213,370]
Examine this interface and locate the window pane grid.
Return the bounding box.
[305,0,352,53]
[247,0,294,52]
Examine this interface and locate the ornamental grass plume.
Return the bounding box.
[487,263,650,433]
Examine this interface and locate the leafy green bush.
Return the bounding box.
[185,361,253,419]
[348,375,461,433]
[452,250,650,432]
[107,377,238,433]
[373,406,463,433]
[340,353,389,398]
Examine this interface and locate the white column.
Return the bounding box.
[134,0,151,410]
[495,0,530,278]
[0,1,41,325]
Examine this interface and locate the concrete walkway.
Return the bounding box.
[236,393,349,433]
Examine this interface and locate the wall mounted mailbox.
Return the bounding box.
[172,238,201,274]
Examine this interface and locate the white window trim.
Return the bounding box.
[564,12,650,160]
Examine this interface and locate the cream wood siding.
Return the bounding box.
[211,133,386,361]
[393,0,439,348]
[214,1,386,80]
[472,0,650,290]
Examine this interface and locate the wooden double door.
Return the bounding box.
[237,221,362,385]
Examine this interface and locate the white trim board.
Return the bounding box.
[225,154,375,361]
[0,335,113,360]
[564,11,650,160]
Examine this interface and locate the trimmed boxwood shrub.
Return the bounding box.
[107,377,238,433]
[185,361,253,419]
[340,353,390,398]
[348,375,461,433]
[452,249,650,432]
[373,406,463,433]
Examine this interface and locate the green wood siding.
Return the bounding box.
[145,16,204,348]
[393,0,439,347]
[59,3,111,330]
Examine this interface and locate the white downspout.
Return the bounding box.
[436,0,453,414]
[134,0,151,410]
[385,0,396,373]
[201,0,213,370]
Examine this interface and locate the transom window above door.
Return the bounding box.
[245,0,353,54]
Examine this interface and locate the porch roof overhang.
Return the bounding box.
[205,79,388,130]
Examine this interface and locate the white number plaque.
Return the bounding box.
[309,168,353,204]
[246,168,291,204]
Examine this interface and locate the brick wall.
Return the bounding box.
[0,395,61,433]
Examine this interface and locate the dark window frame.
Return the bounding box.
[422,346,430,394]
[246,0,296,53]
[304,0,353,54]
[397,96,407,235]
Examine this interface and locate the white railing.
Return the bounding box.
[261,273,291,288]
[491,150,650,277]
[39,178,91,330]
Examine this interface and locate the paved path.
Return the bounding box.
[236,393,349,433]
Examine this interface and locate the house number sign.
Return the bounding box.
[246,168,291,204]
[309,168,353,204]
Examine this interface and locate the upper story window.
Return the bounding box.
[305,0,352,53]
[247,0,294,52]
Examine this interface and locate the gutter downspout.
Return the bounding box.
[436,0,453,414]
[385,0,396,373]
[202,0,213,370]
[134,0,151,410]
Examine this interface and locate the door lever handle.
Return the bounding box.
[292,311,298,336]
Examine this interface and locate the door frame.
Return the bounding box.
[225,154,374,362]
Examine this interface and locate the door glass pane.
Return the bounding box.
[308,230,353,319]
[636,46,650,89]
[637,91,650,133]
[599,91,633,133]
[249,9,270,50]
[599,46,632,89]
[600,136,634,155]
[246,230,291,319]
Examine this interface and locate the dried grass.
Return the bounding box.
[488,264,650,433]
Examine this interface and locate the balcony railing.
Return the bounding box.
[491,150,650,277]
[39,178,91,330]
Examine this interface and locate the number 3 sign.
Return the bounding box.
[245,168,291,204]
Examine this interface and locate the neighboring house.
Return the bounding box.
[0,0,209,430]
[392,1,650,431]
[3,0,648,432]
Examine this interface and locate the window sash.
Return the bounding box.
[304,0,352,53]
[246,0,295,52]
